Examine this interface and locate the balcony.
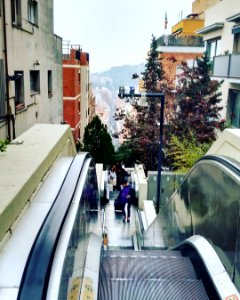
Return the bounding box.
[156,35,204,47]
[212,53,240,79]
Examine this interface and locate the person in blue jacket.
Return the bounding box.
[120,177,135,223]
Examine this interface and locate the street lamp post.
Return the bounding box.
[118,87,165,213]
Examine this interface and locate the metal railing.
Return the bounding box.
[213,53,240,78]
[156,35,204,48]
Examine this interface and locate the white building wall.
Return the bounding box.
[201,0,240,121]
[203,1,237,54]
[0,0,63,140]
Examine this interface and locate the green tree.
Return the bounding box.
[121,35,166,172]
[167,134,211,173]
[172,52,223,143]
[141,34,165,93]
[114,141,136,168]
[83,115,115,168]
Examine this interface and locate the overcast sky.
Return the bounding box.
[54,0,194,73]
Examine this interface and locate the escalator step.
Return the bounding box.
[100,255,197,280]
[104,249,182,257]
[98,279,209,300]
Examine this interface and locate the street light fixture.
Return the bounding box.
[118,87,165,213]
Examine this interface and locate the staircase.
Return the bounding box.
[98,249,209,300]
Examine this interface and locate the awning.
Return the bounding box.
[196,22,224,34]
[172,28,183,36]
[226,12,240,23]
[232,25,240,35]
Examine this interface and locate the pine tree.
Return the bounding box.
[142,35,164,93]
[122,35,166,172]
[83,115,115,168]
[172,52,223,143]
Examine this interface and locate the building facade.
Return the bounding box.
[197,0,240,126]
[63,45,81,143]
[63,44,93,143]
[156,2,206,122]
[0,0,63,141]
[80,52,91,142]
[191,0,220,21]
[157,2,205,83]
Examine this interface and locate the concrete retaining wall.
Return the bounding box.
[0,124,76,242]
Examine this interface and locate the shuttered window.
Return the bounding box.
[15,71,24,110]
[230,90,240,128]
[11,0,22,26]
[28,0,38,25]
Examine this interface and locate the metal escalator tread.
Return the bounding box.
[98,250,209,300]
[98,280,209,300]
[101,256,197,280]
[104,249,183,257]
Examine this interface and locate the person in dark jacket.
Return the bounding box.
[119,177,135,223]
[115,162,128,191]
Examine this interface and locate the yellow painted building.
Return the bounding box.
[172,0,220,37]
[192,0,220,19]
[172,19,204,36]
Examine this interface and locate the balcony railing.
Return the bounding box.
[156,35,204,47]
[213,53,240,79]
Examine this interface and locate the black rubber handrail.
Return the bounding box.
[17,153,90,300]
[198,155,240,177]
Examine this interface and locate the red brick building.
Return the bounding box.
[63,44,94,143]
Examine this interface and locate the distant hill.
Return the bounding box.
[91,63,145,94]
[91,63,145,132]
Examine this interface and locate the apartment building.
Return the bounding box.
[0,0,63,141]
[157,2,206,81]
[156,1,207,122]
[197,0,240,127]
[80,52,91,142]
[63,44,93,143]
[191,0,220,21]
[88,83,96,124]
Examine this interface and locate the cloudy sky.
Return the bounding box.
[54,0,194,73]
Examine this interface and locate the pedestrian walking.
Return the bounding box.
[108,165,117,190]
[118,177,135,223]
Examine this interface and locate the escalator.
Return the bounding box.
[134,155,240,299]
[4,153,240,299]
[98,155,240,299]
[98,249,209,299]
[14,152,101,300]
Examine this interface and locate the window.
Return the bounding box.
[233,33,240,53]
[229,90,240,128]
[30,70,40,95]
[28,0,38,25]
[14,71,24,109]
[48,70,52,97]
[206,38,222,60]
[0,60,6,118]
[78,70,80,85]
[11,0,22,26]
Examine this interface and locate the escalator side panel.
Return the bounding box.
[17,153,89,300]
[0,157,73,300]
[142,155,240,292]
[47,157,100,300]
[179,235,240,299]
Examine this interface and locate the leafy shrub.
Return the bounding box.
[167,134,210,173]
